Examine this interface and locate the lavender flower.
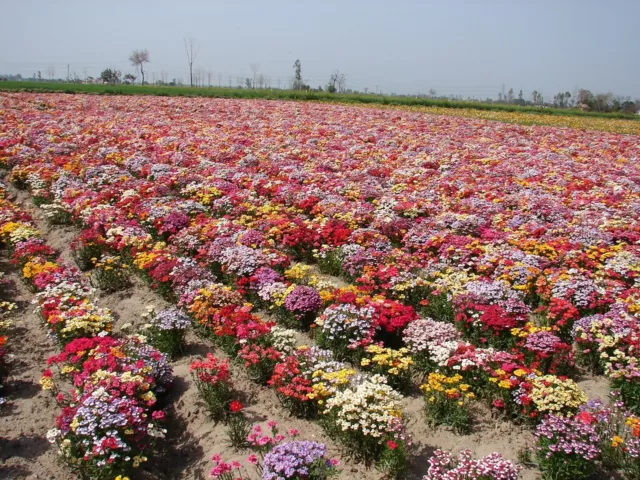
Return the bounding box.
[535,414,601,461]
[151,307,191,331]
[284,286,322,314]
[262,440,336,480]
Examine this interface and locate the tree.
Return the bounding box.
[47,66,56,81]
[576,89,594,109]
[620,100,637,114]
[184,37,199,87]
[249,63,259,89]
[293,59,303,90]
[100,68,121,85]
[328,70,339,93]
[337,73,346,93]
[593,93,613,112]
[532,90,544,105]
[129,49,150,84]
[245,78,252,89]
[123,73,137,85]
[507,88,514,103]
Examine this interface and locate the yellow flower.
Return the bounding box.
[39,375,54,390]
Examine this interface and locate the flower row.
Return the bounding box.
[0,180,173,480]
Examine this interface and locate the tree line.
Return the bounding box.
[493,87,637,114]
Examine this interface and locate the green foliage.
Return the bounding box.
[1,81,638,121]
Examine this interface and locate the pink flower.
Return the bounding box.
[247,454,258,465]
[288,428,300,437]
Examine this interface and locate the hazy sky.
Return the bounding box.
[2,0,639,100]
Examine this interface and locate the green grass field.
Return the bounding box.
[1,80,638,121]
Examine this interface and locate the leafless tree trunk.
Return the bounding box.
[250,63,259,89]
[184,37,199,87]
[337,73,346,93]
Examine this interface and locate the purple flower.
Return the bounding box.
[262,440,336,480]
[284,286,322,314]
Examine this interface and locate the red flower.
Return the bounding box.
[229,400,244,413]
[492,399,505,409]
[386,440,398,450]
[575,411,596,425]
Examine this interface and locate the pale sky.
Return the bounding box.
[1,0,638,100]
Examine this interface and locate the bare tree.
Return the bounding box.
[293,60,303,90]
[184,37,199,87]
[129,49,150,84]
[194,68,204,87]
[337,73,346,93]
[249,63,259,89]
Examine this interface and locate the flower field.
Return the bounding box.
[0,91,640,479]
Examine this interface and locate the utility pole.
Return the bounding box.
[67,64,70,81]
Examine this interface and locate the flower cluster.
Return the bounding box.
[190,354,234,421]
[423,449,521,480]
[45,335,172,478]
[420,373,475,433]
[211,421,339,480]
[143,306,190,358]
[360,344,414,390]
[535,414,601,480]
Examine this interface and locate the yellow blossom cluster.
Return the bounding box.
[420,372,475,403]
[528,375,586,414]
[361,345,414,376]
